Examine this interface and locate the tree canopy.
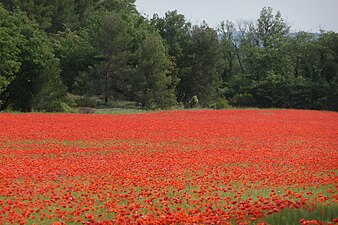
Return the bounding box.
[0,3,337,111]
[0,4,65,112]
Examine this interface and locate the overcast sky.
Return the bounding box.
[135,0,338,32]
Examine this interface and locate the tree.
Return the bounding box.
[257,7,290,48]
[52,29,96,94]
[316,32,338,83]
[219,20,244,81]
[0,5,66,112]
[83,10,132,103]
[187,22,224,106]
[309,32,338,110]
[231,8,291,85]
[133,33,178,109]
[0,5,21,100]
[151,10,193,103]
[151,10,191,64]
[0,0,138,32]
[97,0,137,13]
[1,0,77,32]
[1,0,54,30]
[286,32,316,79]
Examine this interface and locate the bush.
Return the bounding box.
[60,102,78,113]
[216,98,230,109]
[189,95,199,108]
[75,96,102,108]
[230,93,256,107]
[78,107,95,114]
[210,98,230,109]
[109,100,141,109]
[173,102,185,109]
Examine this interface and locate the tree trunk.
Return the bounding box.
[104,65,111,104]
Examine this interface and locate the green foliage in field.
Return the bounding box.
[263,204,338,225]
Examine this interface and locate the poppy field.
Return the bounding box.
[0,110,337,224]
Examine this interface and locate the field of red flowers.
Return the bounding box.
[0,110,337,224]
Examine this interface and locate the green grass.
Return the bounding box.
[94,108,147,114]
[262,204,338,225]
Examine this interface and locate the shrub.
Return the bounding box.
[210,98,230,109]
[173,102,185,109]
[230,93,256,107]
[216,98,230,109]
[75,96,102,108]
[78,107,95,114]
[60,102,78,113]
[189,95,199,108]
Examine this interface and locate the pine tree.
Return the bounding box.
[133,33,178,109]
[187,22,224,106]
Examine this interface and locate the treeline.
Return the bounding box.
[0,1,337,112]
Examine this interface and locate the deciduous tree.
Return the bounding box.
[0,5,66,111]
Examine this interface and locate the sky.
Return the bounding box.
[135,0,338,32]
